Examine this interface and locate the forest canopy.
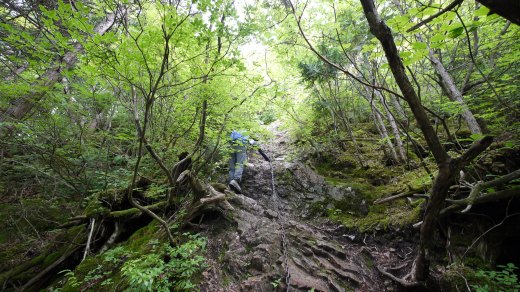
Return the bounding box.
[0,0,519,290]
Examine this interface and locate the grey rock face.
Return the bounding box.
[199,123,396,291]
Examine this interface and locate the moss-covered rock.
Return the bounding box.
[328,198,422,232]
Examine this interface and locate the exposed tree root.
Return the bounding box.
[176,171,235,229]
[376,266,421,289]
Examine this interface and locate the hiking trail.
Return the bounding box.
[200,121,416,291]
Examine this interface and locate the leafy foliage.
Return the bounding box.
[0,0,519,289]
[121,234,207,291]
[471,263,520,291]
[57,234,206,291]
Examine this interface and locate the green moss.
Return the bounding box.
[95,188,125,206]
[0,240,33,271]
[438,263,516,291]
[58,222,163,291]
[1,225,88,290]
[329,200,422,232]
[222,271,232,286]
[218,242,228,263]
[0,232,7,244]
[123,220,161,252]
[0,253,46,284]
[55,225,88,246]
[440,264,476,290]
[312,142,434,233]
[143,184,169,200]
[362,252,374,268]
[109,201,167,219]
[84,189,128,218]
[323,176,376,194]
[464,257,490,270]
[84,197,110,218]
[43,251,61,266]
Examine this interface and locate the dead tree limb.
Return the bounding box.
[60,201,169,228]
[446,169,520,213]
[374,189,429,204]
[441,187,520,216]
[374,192,419,204]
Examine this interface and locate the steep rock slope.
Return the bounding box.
[199,123,412,291]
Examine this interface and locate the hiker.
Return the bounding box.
[228,130,270,193]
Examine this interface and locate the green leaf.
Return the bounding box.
[422,7,439,16]
[449,26,464,38]
[475,6,490,17]
[431,33,445,43]
[470,133,485,141]
[412,41,427,50]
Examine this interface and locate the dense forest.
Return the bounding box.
[0,0,519,291]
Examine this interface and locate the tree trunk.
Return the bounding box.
[461,28,480,92]
[359,0,492,283]
[428,50,482,134]
[474,0,520,25]
[320,82,366,167]
[371,103,400,163]
[376,90,407,162]
[333,98,366,167]
[359,83,400,163]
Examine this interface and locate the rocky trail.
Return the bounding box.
[199,123,417,291]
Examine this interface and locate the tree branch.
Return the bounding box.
[406,0,463,32]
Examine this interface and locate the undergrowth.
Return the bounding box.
[54,225,207,291]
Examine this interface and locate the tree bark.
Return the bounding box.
[359,83,400,163]
[328,81,366,167]
[475,0,520,25]
[359,0,492,283]
[429,50,482,134]
[360,1,448,164]
[376,90,407,162]
[372,103,400,163]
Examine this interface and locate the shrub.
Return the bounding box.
[471,263,520,291]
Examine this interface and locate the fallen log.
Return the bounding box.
[1,225,87,290]
[0,254,46,286]
[21,246,83,291]
[374,182,431,204]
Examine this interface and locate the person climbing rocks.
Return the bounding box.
[228,130,270,193]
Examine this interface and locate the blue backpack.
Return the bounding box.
[230,130,248,143]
